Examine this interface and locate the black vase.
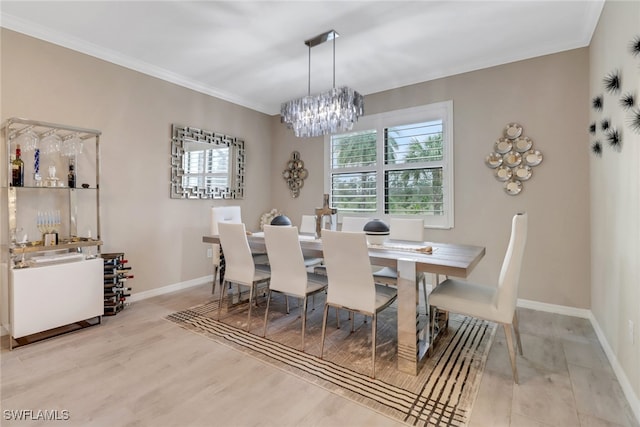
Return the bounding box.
[270,215,292,226]
[363,219,389,244]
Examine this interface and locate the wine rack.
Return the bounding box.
[101,252,133,315]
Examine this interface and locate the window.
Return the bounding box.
[325,101,454,229]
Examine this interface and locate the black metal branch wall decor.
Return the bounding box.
[630,35,640,58]
[628,34,640,136]
[603,70,621,94]
[588,34,640,156]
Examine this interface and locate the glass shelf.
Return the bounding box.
[8,185,97,190]
[9,239,102,254]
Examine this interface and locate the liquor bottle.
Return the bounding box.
[67,158,76,188]
[11,144,24,187]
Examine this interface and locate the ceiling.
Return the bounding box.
[1,1,604,116]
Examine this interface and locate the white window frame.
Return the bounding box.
[324,100,454,229]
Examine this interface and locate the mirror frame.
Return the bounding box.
[170,124,245,199]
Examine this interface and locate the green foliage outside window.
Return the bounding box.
[331,123,444,215]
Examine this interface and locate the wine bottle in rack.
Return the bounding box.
[101,252,133,316]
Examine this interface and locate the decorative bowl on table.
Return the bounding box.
[270,215,292,226]
[363,219,390,245]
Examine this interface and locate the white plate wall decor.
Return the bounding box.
[485,123,543,195]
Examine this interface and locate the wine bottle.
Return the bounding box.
[67,158,76,188]
[11,144,24,187]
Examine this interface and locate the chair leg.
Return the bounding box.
[503,323,519,384]
[429,305,436,344]
[263,289,272,338]
[320,304,330,359]
[421,275,429,315]
[285,295,290,314]
[513,311,523,355]
[217,280,228,321]
[371,313,377,379]
[247,283,254,332]
[351,312,356,333]
[301,296,309,351]
[336,308,340,329]
[212,265,219,294]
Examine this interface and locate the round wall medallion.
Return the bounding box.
[504,179,523,195]
[514,165,532,181]
[495,166,513,181]
[504,123,523,140]
[503,151,522,167]
[494,138,513,154]
[524,149,543,166]
[485,152,503,168]
[513,136,533,152]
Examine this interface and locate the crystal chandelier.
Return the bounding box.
[281,30,364,138]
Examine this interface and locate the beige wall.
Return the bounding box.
[272,48,591,309]
[589,0,640,406]
[2,26,593,309]
[1,29,274,293]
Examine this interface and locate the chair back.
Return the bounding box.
[321,230,376,313]
[264,225,308,296]
[211,206,242,266]
[389,217,424,241]
[496,213,528,320]
[218,222,255,285]
[341,216,371,232]
[211,206,242,235]
[300,215,317,235]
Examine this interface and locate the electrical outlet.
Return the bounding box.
[628,320,635,344]
[206,248,213,258]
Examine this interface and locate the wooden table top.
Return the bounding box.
[203,233,485,279]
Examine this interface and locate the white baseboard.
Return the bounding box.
[588,312,640,425]
[128,275,213,303]
[516,298,591,318]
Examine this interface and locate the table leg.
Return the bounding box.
[396,259,429,375]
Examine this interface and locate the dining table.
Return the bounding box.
[202,232,485,376]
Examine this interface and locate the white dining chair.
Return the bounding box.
[320,229,398,378]
[299,215,324,268]
[372,217,430,311]
[341,216,371,232]
[262,225,328,350]
[217,222,271,331]
[210,206,243,293]
[211,206,268,294]
[428,212,528,383]
[299,214,317,236]
[313,216,371,277]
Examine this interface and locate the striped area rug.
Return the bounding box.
[167,297,496,426]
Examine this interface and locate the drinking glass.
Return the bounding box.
[61,134,83,157]
[40,133,62,155]
[15,127,39,152]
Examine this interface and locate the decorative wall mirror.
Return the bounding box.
[170,124,245,199]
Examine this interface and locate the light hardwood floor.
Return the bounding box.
[1,283,638,427]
